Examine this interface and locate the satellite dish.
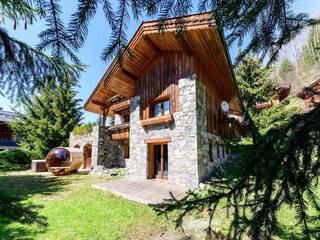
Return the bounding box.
[221,101,230,113]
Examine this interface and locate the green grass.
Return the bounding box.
[0,171,168,240]
[0,165,318,239]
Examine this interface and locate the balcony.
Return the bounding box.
[109,123,130,141]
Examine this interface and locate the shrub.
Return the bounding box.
[0,149,31,165]
[72,122,95,135]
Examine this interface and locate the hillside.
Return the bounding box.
[281,63,320,93]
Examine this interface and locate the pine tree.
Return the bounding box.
[304,24,320,65]
[279,58,294,79]
[154,57,319,239]
[0,0,81,100]
[253,96,303,134]
[66,0,319,64]
[236,55,278,111]
[1,1,319,98]
[10,78,82,158]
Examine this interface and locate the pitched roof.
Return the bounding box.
[85,12,242,115]
[297,78,320,99]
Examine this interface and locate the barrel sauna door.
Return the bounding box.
[148,143,168,180]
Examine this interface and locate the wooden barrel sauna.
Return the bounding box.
[46,147,84,176]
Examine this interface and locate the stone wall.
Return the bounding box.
[195,79,231,182]
[69,125,124,169]
[127,74,230,187]
[70,76,231,186]
[128,75,199,187]
[96,126,125,168]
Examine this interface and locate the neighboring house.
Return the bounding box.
[256,85,290,111]
[297,79,320,111]
[0,107,19,150]
[256,79,320,112]
[71,13,243,187]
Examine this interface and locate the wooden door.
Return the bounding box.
[148,143,168,180]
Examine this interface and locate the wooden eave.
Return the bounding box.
[297,79,320,99]
[85,12,243,115]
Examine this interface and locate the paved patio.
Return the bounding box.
[92,178,190,205]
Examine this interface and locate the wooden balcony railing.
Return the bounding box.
[110,123,130,141]
[110,99,131,113]
[111,131,129,141]
[141,114,174,127]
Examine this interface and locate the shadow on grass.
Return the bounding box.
[0,173,71,239]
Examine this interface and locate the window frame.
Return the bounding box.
[149,95,171,118]
[121,110,130,123]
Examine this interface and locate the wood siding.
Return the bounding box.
[195,58,225,135]
[136,52,195,120]
[135,51,234,136]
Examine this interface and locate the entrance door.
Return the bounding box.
[148,143,168,180]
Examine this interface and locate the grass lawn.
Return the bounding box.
[0,162,317,239]
[0,170,170,240]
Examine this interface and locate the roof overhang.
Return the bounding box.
[85,12,243,115]
[297,79,320,99]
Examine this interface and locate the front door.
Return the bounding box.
[148,143,168,180]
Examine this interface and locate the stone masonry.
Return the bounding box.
[70,76,230,187]
[128,75,198,187]
[69,125,124,169]
[127,74,229,188]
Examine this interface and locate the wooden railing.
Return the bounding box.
[112,131,129,141]
[110,99,131,113]
[141,114,173,127]
[110,123,130,141]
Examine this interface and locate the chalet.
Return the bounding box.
[0,107,19,150]
[297,79,320,111]
[255,85,290,111]
[255,79,320,112]
[71,13,243,187]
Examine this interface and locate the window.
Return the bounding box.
[152,99,170,117]
[122,111,130,123]
[117,110,130,124]
[124,143,129,159]
[209,141,213,162]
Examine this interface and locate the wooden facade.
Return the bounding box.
[137,52,195,119]
[297,79,320,111]
[85,13,243,138]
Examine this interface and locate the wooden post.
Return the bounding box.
[102,107,106,126]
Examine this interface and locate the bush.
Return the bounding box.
[72,122,95,135]
[0,149,31,165]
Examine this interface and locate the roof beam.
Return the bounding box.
[143,35,161,54]
[176,34,193,54]
[91,100,110,108]
[120,67,138,81]
[107,76,135,98]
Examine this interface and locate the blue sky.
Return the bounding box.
[0,0,318,122]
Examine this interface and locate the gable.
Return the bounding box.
[85,13,242,115]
